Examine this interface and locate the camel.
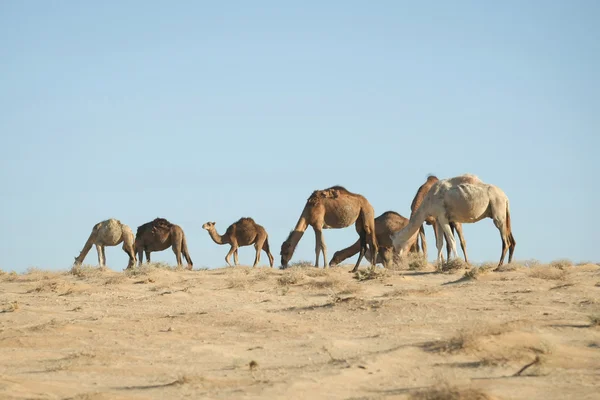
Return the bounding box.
[329,211,416,268]
[202,217,274,267]
[279,186,378,272]
[410,175,469,263]
[391,174,516,269]
[73,218,136,269]
[134,218,193,269]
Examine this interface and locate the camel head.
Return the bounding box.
[202,222,216,231]
[280,237,293,268]
[328,250,345,267]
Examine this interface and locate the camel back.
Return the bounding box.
[378,211,404,219]
[136,218,173,239]
[234,217,256,225]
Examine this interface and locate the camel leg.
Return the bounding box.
[262,238,274,268]
[171,243,183,267]
[351,232,367,273]
[453,223,469,264]
[314,229,323,267]
[233,249,239,266]
[445,224,455,261]
[493,219,510,268]
[419,225,427,258]
[225,245,235,267]
[101,246,107,268]
[508,232,516,264]
[434,221,446,265]
[145,250,151,264]
[253,239,266,267]
[95,244,103,267]
[439,220,458,261]
[122,242,135,269]
[432,222,445,264]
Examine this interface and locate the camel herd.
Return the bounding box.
[73,173,516,271]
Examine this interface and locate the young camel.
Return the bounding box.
[280,186,378,272]
[410,175,469,263]
[391,174,516,269]
[329,211,415,268]
[202,217,274,267]
[134,218,193,269]
[73,218,136,269]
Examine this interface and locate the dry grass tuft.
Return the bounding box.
[2,301,19,313]
[304,274,361,296]
[410,383,497,400]
[463,264,494,280]
[438,258,467,273]
[528,266,570,281]
[493,262,525,272]
[391,253,429,271]
[283,260,314,269]
[70,265,105,279]
[424,323,510,354]
[277,269,304,286]
[353,267,388,282]
[550,259,572,270]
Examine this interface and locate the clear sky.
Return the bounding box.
[1,1,598,272]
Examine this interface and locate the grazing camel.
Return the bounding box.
[329,211,415,268]
[391,174,516,269]
[135,218,193,269]
[280,186,378,272]
[202,217,274,267]
[73,218,136,269]
[410,175,469,263]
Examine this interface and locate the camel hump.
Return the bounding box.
[136,217,173,237]
[380,211,404,219]
[307,185,352,203]
[236,217,256,225]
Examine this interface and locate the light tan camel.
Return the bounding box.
[329,211,415,268]
[410,175,469,263]
[280,186,378,272]
[135,218,193,269]
[391,174,516,268]
[202,217,274,267]
[73,218,136,269]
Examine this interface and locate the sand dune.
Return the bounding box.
[1,261,599,399]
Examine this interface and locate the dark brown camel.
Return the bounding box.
[134,218,193,269]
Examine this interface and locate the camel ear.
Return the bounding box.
[211,221,216,225]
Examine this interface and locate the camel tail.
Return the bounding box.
[181,231,193,266]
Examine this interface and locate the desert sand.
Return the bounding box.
[1,260,599,400]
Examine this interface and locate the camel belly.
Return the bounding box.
[444,184,490,223]
[323,204,359,228]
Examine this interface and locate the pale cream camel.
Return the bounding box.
[391,174,516,268]
[73,218,136,269]
[329,211,416,268]
[280,186,378,272]
[410,175,469,263]
[202,217,274,267]
[135,218,193,269]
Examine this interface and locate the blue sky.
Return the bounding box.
[1,1,598,272]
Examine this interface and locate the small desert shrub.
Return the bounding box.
[391,252,429,271]
[70,264,105,279]
[2,301,19,312]
[277,270,304,286]
[410,383,496,400]
[437,258,467,273]
[550,259,572,270]
[424,324,510,354]
[1,271,19,282]
[522,259,542,268]
[282,260,313,269]
[353,267,387,281]
[493,262,525,272]
[463,264,494,280]
[528,266,570,281]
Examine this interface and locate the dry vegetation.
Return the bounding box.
[0,260,598,399]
